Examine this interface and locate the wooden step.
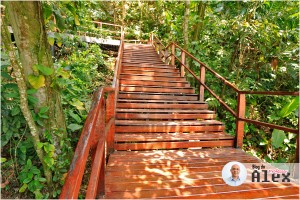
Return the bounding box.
[117,103,208,109]
[122,64,173,68]
[120,70,180,77]
[120,74,186,81]
[118,92,198,101]
[114,140,234,151]
[122,65,176,70]
[116,113,216,120]
[122,67,178,73]
[120,79,190,87]
[119,86,195,94]
[115,120,224,133]
[115,132,233,142]
[116,109,213,113]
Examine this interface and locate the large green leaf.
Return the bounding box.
[28,75,45,89]
[279,96,299,117]
[271,129,285,148]
[37,64,54,76]
[67,123,82,132]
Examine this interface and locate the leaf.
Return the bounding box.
[28,75,45,89]
[23,177,32,184]
[69,110,82,123]
[37,142,44,149]
[70,99,85,110]
[67,123,83,132]
[19,183,28,193]
[34,190,43,199]
[1,158,7,163]
[26,159,33,168]
[54,11,65,31]
[39,107,49,114]
[279,96,299,118]
[48,37,55,46]
[37,177,47,183]
[37,64,54,76]
[74,15,80,26]
[11,106,21,116]
[2,72,13,80]
[27,89,37,95]
[43,3,53,20]
[271,129,285,148]
[44,144,55,153]
[44,156,54,167]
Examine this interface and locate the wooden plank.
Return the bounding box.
[120,74,185,81]
[114,140,234,150]
[122,65,176,70]
[118,93,198,101]
[105,184,299,199]
[117,103,208,109]
[115,125,225,133]
[120,79,189,87]
[115,120,223,126]
[107,157,259,169]
[106,178,224,192]
[117,99,206,104]
[114,132,233,142]
[116,113,216,120]
[120,70,180,76]
[120,86,194,94]
[116,109,213,113]
[122,67,178,73]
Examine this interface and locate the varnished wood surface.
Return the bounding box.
[105,148,299,199]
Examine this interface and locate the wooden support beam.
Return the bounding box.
[181,51,185,77]
[171,43,175,66]
[236,93,246,148]
[199,64,206,102]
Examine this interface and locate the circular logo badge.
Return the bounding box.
[222,161,247,186]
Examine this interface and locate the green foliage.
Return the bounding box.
[271,129,285,148]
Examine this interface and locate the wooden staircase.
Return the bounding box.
[114,44,234,151]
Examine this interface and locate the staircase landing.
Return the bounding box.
[105,148,299,199]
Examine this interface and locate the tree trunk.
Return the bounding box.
[193,2,206,42]
[2,15,53,185]
[183,0,190,50]
[5,1,68,157]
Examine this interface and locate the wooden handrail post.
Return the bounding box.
[199,64,206,102]
[171,43,175,66]
[181,51,185,77]
[236,93,246,148]
[106,91,115,154]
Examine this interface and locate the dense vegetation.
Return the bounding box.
[1,1,299,198]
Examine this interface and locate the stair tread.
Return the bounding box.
[115,120,223,126]
[119,91,198,96]
[120,78,188,83]
[116,109,214,113]
[118,99,206,103]
[115,132,234,142]
[120,85,194,89]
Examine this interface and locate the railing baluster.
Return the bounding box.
[199,64,206,102]
[171,43,175,66]
[181,51,185,77]
[236,93,246,148]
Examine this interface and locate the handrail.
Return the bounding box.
[150,33,299,162]
[60,23,124,199]
[60,87,113,199]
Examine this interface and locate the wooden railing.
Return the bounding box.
[150,33,299,162]
[60,26,124,199]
